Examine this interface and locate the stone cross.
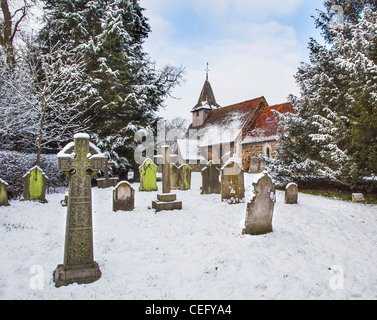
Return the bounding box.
[162,145,171,194]
[53,133,106,288]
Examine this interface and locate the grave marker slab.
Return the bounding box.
[285,182,298,204]
[22,166,49,203]
[220,160,245,204]
[243,172,276,235]
[97,159,119,188]
[352,193,366,204]
[53,133,106,288]
[0,178,10,207]
[113,181,135,212]
[201,161,221,195]
[139,158,158,192]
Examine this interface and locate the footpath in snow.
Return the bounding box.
[0,173,376,300]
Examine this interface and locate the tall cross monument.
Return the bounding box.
[54,133,106,287]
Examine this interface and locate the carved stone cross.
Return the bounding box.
[54,133,106,287]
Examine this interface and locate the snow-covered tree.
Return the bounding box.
[268,3,377,187]
[38,0,184,178]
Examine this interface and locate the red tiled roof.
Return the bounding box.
[241,102,294,144]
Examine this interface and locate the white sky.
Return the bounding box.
[141,0,325,121]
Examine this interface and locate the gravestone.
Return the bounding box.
[152,146,182,212]
[0,178,10,207]
[220,160,245,204]
[201,161,221,195]
[248,156,261,174]
[22,166,49,203]
[139,158,158,192]
[243,172,276,235]
[352,193,366,204]
[97,159,119,188]
[53,133,106,288]
[170,164,180,190]
[113,181,135,212]
[171,164,192,191]
[285,182,298,204]
[179,164,191,191]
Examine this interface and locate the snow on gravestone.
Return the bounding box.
[352,193,366,204]
[201,161,221,195]
[22,166,49,203]
[0,178,10,206]
[171,164,192,191]
[220,160,245,204]
[113,181,135,212]
[53,133,106,288]
[243,171,276,235]
[285,182,298,204]
[139,158,158,192]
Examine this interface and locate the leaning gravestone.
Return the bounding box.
[22,166,49,203]
[139,158,158,192]
[113,181,135,212]
[0,178,10,206]
[285,182,298,204]
[201,161,221,195]
[53,133,106,288]
[243,172,276,235]
[220,160,245,204]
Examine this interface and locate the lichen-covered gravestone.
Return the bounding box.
[285,182,298,204]
[243,172,276,235]
[0,178,10,207]
[220,160,245,204]
[170,164,180,190]
[53,133,107,288]
[139,158,158,192]
[171,164,192,191]
[22,166,49,203]
[113,181,135,212]
[201,161,220,195]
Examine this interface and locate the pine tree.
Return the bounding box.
[38,0,184,177]
[268,2,377,187]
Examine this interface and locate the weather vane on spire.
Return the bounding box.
[205,62,210,82]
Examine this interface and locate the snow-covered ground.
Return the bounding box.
[1,173,376,300]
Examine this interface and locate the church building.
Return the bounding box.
[173,71,294,172]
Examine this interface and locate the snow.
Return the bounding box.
[22,166,49,180]
[1,172,377,300]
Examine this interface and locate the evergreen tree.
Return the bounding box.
[268,2,377,187]
[38,0,184,177]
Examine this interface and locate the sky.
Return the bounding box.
[140,0,326,122]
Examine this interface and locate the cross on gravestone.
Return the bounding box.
[97,159,119,189]
[53,133,107,288]
[152,146,182,212]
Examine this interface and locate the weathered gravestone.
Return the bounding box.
[171,164,192,191]
[285,182,298,204]
[0,178,10,207]
[139,158,158,192]
[22,166,49,203]
[96,159,119,189]
[201,161,221,195]
[113,181,135,212]
[220,160,245,204]
[152,146,182,212]
[243,172,276,235]
[248,156,261,174]
[352,193,366,204]
[53,133,106,288]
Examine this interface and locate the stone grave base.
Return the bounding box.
[53,262,101,288]
[152,193,182,212]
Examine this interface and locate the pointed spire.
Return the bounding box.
[205,62,210,82]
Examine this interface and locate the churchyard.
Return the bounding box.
[0,137,377,299]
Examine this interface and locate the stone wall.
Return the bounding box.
[241,141,278,172]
